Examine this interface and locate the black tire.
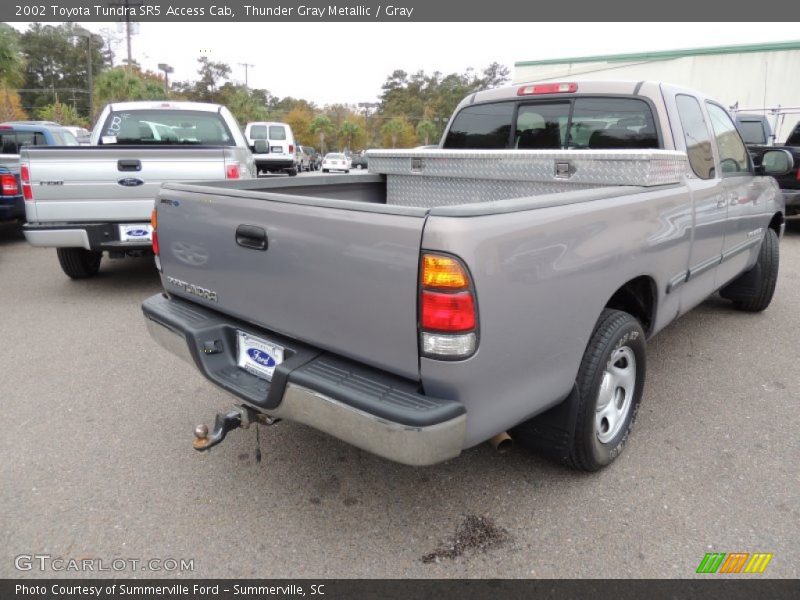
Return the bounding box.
[512,309,646,472]
[322,169,329,173]
[56,248,102,279]
[288,168,298,177]
[344,170,350,174]
[720,228,779,312]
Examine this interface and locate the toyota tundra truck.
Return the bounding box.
[21,101,256,279]
[142,81,792,471]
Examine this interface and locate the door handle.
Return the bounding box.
[236,224,268,251]
[118,159,141,171]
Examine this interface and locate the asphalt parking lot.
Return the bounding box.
[1,214,799,579]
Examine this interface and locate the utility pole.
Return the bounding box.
[238,63,255,88]
[107,0,143,75]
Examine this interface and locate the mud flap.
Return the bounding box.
[511,384,581,463]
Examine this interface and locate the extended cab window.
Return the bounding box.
[706,103,751,176]
[100,110,235,145]
[676,95,714,180]
[443,102,514,149]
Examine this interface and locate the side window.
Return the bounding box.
[706,103,751,176]
[34,132,47,145]
[676,95,715,180]
[16,132,36,149]
[515,103,569,149]
[443,102,514,149]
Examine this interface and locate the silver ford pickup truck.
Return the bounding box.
[22,101,256,279]
[142,81,792,471]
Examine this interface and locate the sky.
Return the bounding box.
[10,22,800,106]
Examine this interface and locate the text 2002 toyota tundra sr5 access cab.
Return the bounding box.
[22,101,256,279]
[142,81,793,471]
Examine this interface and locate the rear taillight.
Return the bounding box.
[419,253,478,358]
[226,163,240,179]
[151,209,160,256]
[517,82,577,96]
[796,167,800,181]
[289,144,294,154]
[20,164,32,201]
[1,174,18,196]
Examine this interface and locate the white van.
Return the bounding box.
[244,121,298,176]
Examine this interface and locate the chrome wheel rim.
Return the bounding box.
[595,346,636,443]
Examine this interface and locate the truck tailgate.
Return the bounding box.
[22,147,231,221]
[155,186,426,380]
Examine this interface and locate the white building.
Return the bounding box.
[514,41,800,141]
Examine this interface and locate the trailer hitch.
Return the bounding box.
[193,405,279,453]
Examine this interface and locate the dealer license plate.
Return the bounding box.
[236,331,284,381]
[118,223,152,242]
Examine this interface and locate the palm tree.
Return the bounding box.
[382,117,406,149]
[310,115,333,153]
[339,120,359,152]
[416,119,438,146]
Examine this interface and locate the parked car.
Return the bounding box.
[244,121,297,176]
[304,146,321,170]
[143,80,791,471]
[350,151,368,169]
[735,115,800,216]
[63,126,92,145]
[0,122,79,152]
[321,152,350,173]
[295,145,311,172]
[0,164,22,222]
[21,100,256,279]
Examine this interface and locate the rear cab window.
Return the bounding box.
[737,120,767,145]
[100,110,235,145]
[443,97,659,150]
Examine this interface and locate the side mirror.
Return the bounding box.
[760,149,793,176]
[253,140,268,154]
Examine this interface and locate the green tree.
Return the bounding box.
[382,117,406,148]
[218,83,268,124]
[0,23,25,87]
[19,23,108,119]
[339,121,360,152]
[93,68,164,108]
[416,119,438,146]
[310,115,334,153]
[37,100,89,127]
[193,57,231,102]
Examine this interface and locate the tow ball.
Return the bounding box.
[193,406,279,458]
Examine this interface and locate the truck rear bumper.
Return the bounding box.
[24,221,153,252]
[142,293,466,466]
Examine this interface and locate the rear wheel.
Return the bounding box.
[288,168,298,177]
[322,169,329,173]
[512,309,646,471]
[720,228,779,312]
[56,248,102,279]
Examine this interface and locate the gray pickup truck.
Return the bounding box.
[22,101,256,279]
[142,81,792,471]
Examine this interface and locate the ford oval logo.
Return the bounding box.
[126,229,149,237]
[118,177,144,187]
[247,348,275,368]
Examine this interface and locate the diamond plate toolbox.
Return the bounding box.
[367,149,689,187]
